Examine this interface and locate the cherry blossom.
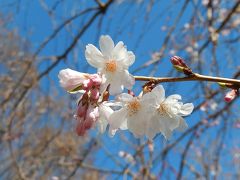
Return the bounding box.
[85,35,135,95]
[147,85,194,139]
[108,92,155,137]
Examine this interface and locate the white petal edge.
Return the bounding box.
[122,70,135,90]
[176,117,188,132]
[108,108,128,130]
[99,35,114,57]
[151,85,165,104]
[85,44,105,68]
[116,93,133,102]
[179,103,194,116]
[123,51,135,67]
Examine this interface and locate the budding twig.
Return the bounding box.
[134,73,240,86]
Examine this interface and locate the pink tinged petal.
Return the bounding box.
[85,44,105,68]
[83,119,94,129]
[176,117,188,132]
[179,103,194,116]
[87,106,99,121]
[99,35,115,57]
[77,104,88,118]
[58,68,88,92]
[122,70,135,90]
[90,74,102,85]
[76,123,85,136]
[90,89,100,100]
[83,79,93,91]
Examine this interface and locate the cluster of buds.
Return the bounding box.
[170,56,193,76]
[74,74,102,136]
[58,69,104,136]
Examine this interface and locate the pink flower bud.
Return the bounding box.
[170,56,193,75]
[224,89,238,102]
[58,68,89,92]
[83,119,94,129]
[90,74,102,86]
[76,122,86,136]
[77,103,88,118]
[170,56,187,67]
[90,88,100,100]
[86,106,99,122]
[83,79,93,91]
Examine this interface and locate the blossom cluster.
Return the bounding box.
[58,35,194,140]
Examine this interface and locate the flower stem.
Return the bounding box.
[134,73,240,86]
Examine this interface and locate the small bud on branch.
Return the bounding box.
[171,56,194,76]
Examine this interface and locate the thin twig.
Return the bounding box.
[134,73,240,86]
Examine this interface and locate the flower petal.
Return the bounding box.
[116,93,133,102]
[58,68,88,92]
[151,85,165,103]
[146,116,160,139]
[85,44,105,68]
[108,108,128,130]
[161,127,173,140]
[165,94,182,102]
[98,104,113,133]
[123,51,135,67]
[99,35,114,57]
[109,80,124,95]
[127,112,146,137]
[122,70,135,90]
[113,41,127,60]
[179,103,194,116]
[176,117,188,131]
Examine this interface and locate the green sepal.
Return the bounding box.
[173,65,184,72]
[68,85,83,93]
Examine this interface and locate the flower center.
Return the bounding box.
[127,99,141,116]
[105,60,117,73]
[158,103,172,117]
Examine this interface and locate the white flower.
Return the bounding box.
[147,85,194,139]
[58,68,89,92]
[85,35,135,95]
[108,93,155,137]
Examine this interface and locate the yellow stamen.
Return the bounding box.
[158,103,172,117]
[127,99,141,116]
[105,60,117,72]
